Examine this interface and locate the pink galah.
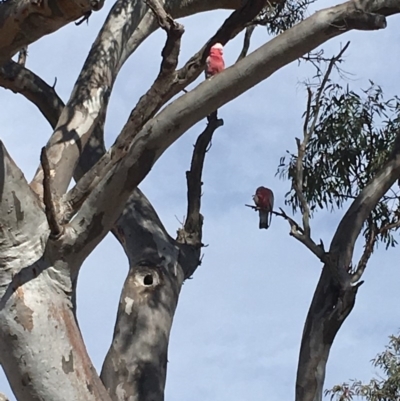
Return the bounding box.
[205,42,225,78]
[253,186,274,229]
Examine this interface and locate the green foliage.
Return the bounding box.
[256,0,313,35]
[277,78,400,248]
[325,334,400,401]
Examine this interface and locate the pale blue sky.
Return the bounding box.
[1,1,400,400]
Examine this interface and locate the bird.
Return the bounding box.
[253,186,274,229]
[205,43,225,79]
[205,43,225,121]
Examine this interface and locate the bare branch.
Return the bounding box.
[177,115,224,258]
[245,203,326,261]
[0,60,64,129]
[275,208,326,262]
[0,0,104,65]
[236,25,256,62]
[352,218,400,283]
[40,147,63,238]
[352,224,377,283]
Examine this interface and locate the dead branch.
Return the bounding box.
[236,25,256,62]
[245,203,326,261]
[177,114,224,252]
[40,147,63,238]
[275,208,326,261]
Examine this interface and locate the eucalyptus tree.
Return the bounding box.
[0,0,399,401]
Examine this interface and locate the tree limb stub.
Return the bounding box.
[0,0,104,66]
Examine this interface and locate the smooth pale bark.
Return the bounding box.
[0,62,205,401]
[0,0,104,66]
[0,142,111,401]
[30,0,242,199]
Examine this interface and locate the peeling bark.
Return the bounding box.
[0,142,111,401]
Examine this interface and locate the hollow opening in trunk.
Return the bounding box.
[144,274,153,285]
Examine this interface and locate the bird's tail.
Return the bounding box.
[259,210,269,229]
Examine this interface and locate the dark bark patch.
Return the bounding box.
[86,382,93,394]
[20,372,31,387]
[123,148,156,195]
[62,350,74,374]
[11,191,24,222]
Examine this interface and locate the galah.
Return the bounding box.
[205,43,225,78]
[253,186,274,229]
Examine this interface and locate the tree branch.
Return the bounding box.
[0,59,64,128]
[295,42,350,239]
[236,25,256,62]
[40,147,63,238]
[276,208,326,262]
[330,129,400,274]
[175,115,223,276]
[63,0,266,223]
[352,218,400,283]
[68,0,400,265]
[0,0,104,66]
[296,108,400,401]
[28,0,248,201]
[247,203,326,261]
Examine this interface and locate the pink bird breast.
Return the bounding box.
[254,187,274,210]
[205,43,225,77]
